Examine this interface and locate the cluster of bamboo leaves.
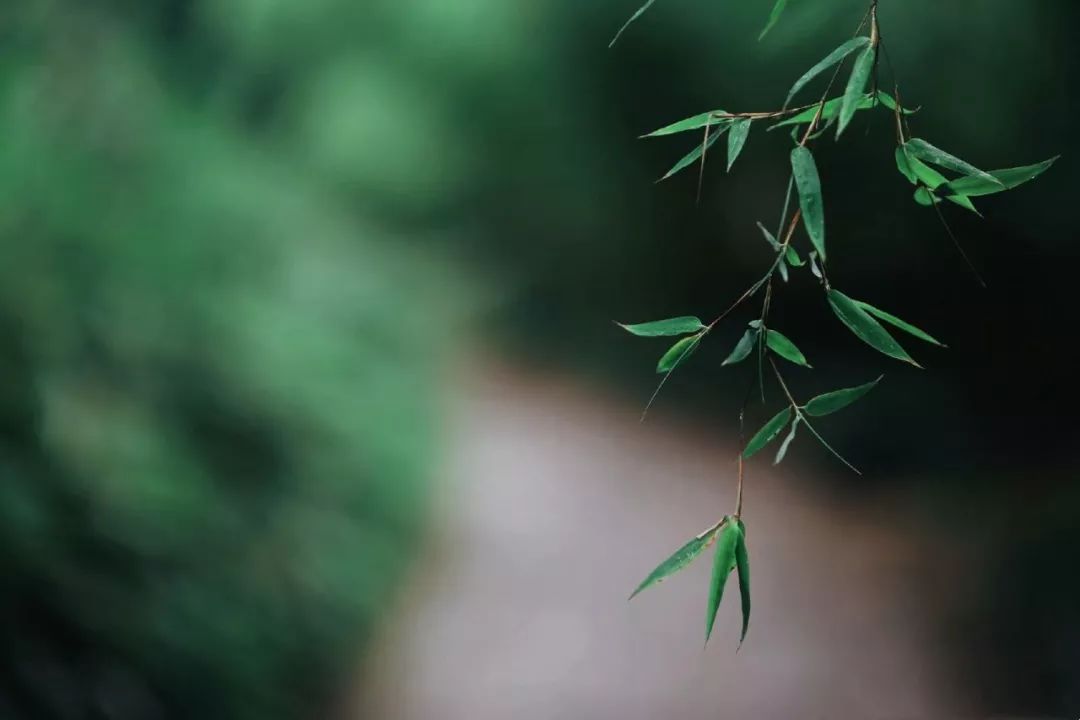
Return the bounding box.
[615,2,1057,648]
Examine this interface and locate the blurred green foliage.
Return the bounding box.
[0,1,463,717]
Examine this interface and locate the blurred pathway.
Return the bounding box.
[353,362,966,720]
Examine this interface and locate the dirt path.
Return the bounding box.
[353,362,966,719]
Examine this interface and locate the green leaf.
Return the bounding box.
[804,376,882,416]
[743,407,793,458]
[727,118,753,172]
[643,111,728,138]
[722,328,759,366]
[808,251,822,279]
[777,257,789,282]
[876,90,911,112]
[734,521,751,645]
[773,415,800,464]
[705,519,741,644]
[629,522,722,599]
[943,156,1059,197]
[905,138,1002,188]
[898,148,980,213]
[784,37,870,109]
[785,245,804,267]
[766,329,811,367]
[827,290,920,367]
[895,146,918,184]
[756,222,781,251]
[618,316,706,337]
[791,146,826,261]
[855,301,946,347]
[656,333,702,373]
[837,45,876,138]
[758,0,788,40]
[609,0,659,48]
[659,127,725,181]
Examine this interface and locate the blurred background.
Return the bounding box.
[1,0,1077,718]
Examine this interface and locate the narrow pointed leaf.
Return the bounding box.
[756,222,781,251]
[758,0,788,40]
[809,251,822,279]
[643,112,728,138]
[722,328,759,366]
[785,245,804,267]
[837,45,876,137]
[778,257,789,282]
[656,333,702,373]
[659,128,724,181]
[791,146,826,260]
[804,376,882,416]
[774,415,801,464]
[629,523,722,599]
[609,0,659,48]
[943,156,1059,197]
[895,146,918,184]
[743,407,793,458]
[784,37,870,109]
[876,90,914,112]
[705,519,741,644]
[855,302,946,347]
[827,290,919,367]
[727,118,752,172]
[905,138,1002,187]
[618,316,706,337]
[766,329,811,367]
[901,152,980,213]
[734,522,751,645]
[771,97,847,131]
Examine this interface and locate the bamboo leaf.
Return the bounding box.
[809,251,822,279]
[722,328,759,366]
[743,407,793,458]
[784,37,871,109]
[734,521,751,645]
[643,112,728,138]
[791,146,826,261]
[855,301,946,347]
[766,329,811,367]
[757,222,781,251]
[727,118,753,172]
[705,519,741,644]
[895,146,918,184]
[618,316,706,337]
[905,138,1002,187]
[629,522,722,599]
[758,0,789,40]
[656,333,702,373]
[609,0,659,48]
[837,45,876,138]
[804,376,882,416]
[785,245,804,267]
[659,127,725,181]
[774,415,801,464]
[827,290,920,367]
[943,156,1059,197]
